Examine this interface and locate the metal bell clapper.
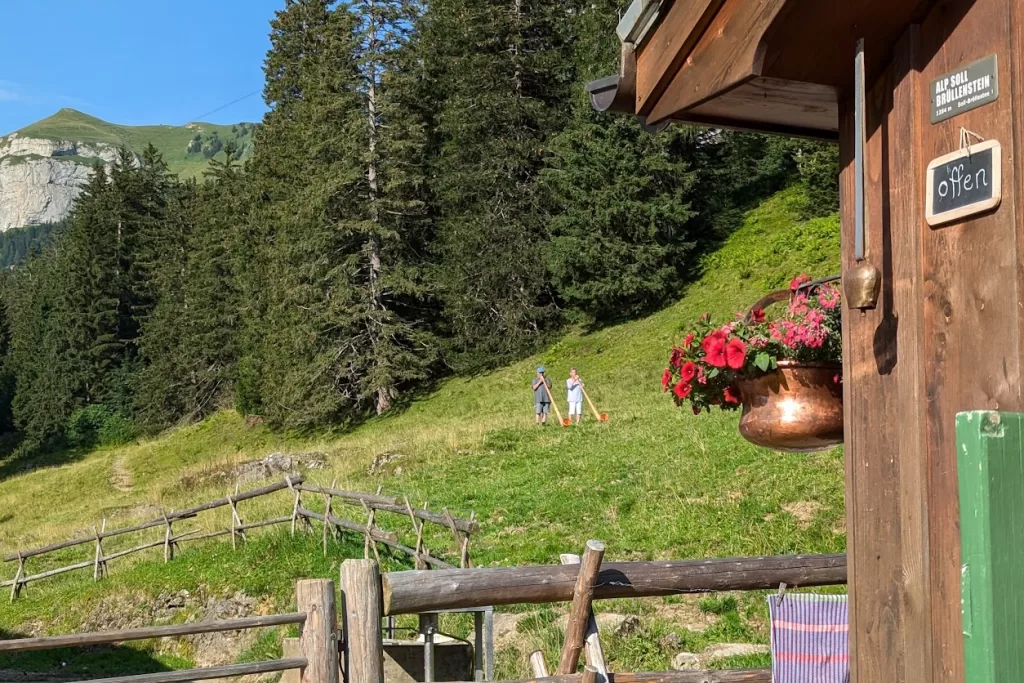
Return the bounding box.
[844,262,881,310]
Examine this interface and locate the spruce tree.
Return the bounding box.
[541,0,700,322]
[7,238,82,442]
[420,0,575,369]
[342,0,436,413]
[244,0,436,427]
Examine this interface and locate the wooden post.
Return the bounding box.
[287,476,301,536]
[462,512,475,569]
[321,491,331,557]
[404,497,425,570]
[362,501,381,564]
[228,486,245,550]
[340,560,384,683]
[530,651,550,678]
[93,520,107,580]
[557,540,605,674]
[957,411,1024,683]
[296,579,339,683]
[561,553,608,682]
[581,665,599,683]
[9,553,23,602]
[161,510,174,563]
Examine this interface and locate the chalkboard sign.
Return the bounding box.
[926,140,1002,227]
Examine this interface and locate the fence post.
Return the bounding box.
[341,559,384,683]
[93,520,106,580]
[9,553,24,602]
[561,552,608,682]
[161,510,174,563]
[287,476,301,536]
[297,579,339,683]
[558,540,605,674]
[958,411,1024,683]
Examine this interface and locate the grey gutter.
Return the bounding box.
[616,0,666,47]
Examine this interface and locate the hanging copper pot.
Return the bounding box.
[734,361,844,453]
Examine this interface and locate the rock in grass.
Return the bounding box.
[672,652,701,670]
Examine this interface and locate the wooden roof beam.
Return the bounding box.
[635,0,726,116]
[646,0,789,124]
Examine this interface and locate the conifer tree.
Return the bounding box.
[7,239,82,441]
[420,0,575,368]
[542,0,700,321]
[244,0,436,426]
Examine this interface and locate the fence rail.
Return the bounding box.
[0,613,306,653]
[349,548,846,683]
[2,472,475,599]
[0,546,842,683]
[478,672,771,682]
[381,553,847,615]
[0,580,331,683]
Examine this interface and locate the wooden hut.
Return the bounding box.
[590,1,1024,681]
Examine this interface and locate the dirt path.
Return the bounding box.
[109,456,134,492]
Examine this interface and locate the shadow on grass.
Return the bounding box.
[0,434,89,484]
[0,629,176,682]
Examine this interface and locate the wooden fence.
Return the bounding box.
[2,475,476,600]
[341,546,848,683]
[0,578,335,683]
[0,547,846,683]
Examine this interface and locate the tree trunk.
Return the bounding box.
[366,0,393,415]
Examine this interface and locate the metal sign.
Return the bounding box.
[931,55,999,124]
[926,140,1001,227]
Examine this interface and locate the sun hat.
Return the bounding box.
[537,366,545,373]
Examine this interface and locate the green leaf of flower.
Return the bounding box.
[755,352,770,372]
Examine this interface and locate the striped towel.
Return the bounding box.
[768,593,849,683]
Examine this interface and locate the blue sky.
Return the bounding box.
[0,0,284,134]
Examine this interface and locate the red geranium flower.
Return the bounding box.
[673,380,692,400]
[750,308,766,323]
[661,368,672,391]
[725,338,747,370]
[723,385,741,405]
[680,361,697,384]
[669,347,683,369]
[683,333,695,348]
[702,331,727,368]
[790,274,812,291]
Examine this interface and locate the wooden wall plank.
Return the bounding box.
[635,0,724,115]
[840,63,908,683]
[647,0,789,124]
[839,23,931,683]
[888,25,932,683]
[917,1,1020,681]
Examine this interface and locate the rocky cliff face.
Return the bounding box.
[0,133,125,232]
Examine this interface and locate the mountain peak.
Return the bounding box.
[1,111,258,232]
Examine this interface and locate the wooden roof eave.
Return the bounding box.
[643,0,791,124]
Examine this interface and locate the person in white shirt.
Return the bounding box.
[566,368,584,424]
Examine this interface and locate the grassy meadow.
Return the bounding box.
[0,186,845,678]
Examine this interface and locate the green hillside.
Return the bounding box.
[8,109,255,179]
[0,187,843,678]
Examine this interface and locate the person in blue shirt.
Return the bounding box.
[531,366,552,425]
[566,368,584,424]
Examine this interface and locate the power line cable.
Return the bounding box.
[186,90,261,124]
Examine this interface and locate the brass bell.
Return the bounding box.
[844,262,881,310]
